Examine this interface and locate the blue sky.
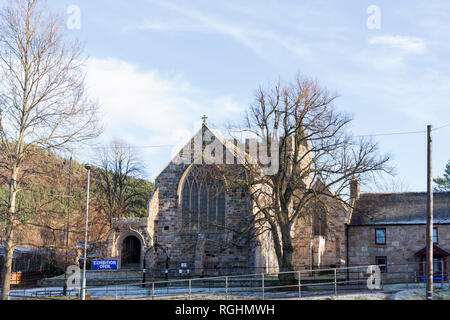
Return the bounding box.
[28,0,450,191]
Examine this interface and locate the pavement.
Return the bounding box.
[10,281,450,300]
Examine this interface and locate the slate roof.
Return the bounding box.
[349,192,450,226]
[156,124,250,179]
[0,244,54,257]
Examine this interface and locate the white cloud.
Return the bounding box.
[128,0,311,62]
[354,50,406,71]
[85,57,199,137]
[368,35,426,54]
[84,57,246,177]
[123,17,203,33]
[212,95,245,114]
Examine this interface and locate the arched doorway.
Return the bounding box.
[121,236,141,269]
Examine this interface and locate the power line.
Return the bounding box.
[435,123,450,131]
[70,144,175,150]
[68,122,450,150]
[355,130,426,138]
[355,122,450,138]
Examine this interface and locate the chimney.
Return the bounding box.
[350,177,360,200]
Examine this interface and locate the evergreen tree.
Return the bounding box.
[434,160,450,192]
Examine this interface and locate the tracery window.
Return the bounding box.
[313,207,327,236]
[181,165,226,231]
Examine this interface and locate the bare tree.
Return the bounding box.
[93,140,151,227]
[0,0,99,299]
[367,173,410,193]
[223,75,390,278]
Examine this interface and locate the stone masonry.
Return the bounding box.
[106,124,350,276]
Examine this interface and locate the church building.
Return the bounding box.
[105,120,347,277]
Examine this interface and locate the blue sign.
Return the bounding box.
[92,259,118,270]
[420,276,443,281]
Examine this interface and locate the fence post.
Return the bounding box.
[298,271,301,298]
[334,269,337,297]
[406,264,409,289]
[441,260,444,289]
[152,282,155,300]
[225,276,228,300]
[261,273,265,300]
[189,279,192,300]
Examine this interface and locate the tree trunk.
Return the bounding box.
[278,226,296,284]
[1,227,14,300]
[269,216,296,285]
[1,170,18,300]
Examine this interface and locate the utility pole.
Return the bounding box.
[426,125,433,300]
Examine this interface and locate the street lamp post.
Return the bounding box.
[154,243,170,280]
[142,247,153,288]
[142,243,171,288]
[81,164,91,300]
[165,255,170,280]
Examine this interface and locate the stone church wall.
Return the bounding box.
[290,200,347,270]
[107,125,349,276]
[106,217,153,269]
[153,160,256,276]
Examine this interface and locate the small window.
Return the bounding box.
[434,258,443,273]
[375,256,387,273]
[375,228,386,245]
[433,227,438,244]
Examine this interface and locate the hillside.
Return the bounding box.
[0,146,154,258]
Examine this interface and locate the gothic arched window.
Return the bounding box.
[313,207,327,236]
[191,182,198,231]
[199,184,207,230]
[182,179,190,229]
[208,185,217,228]
[181,165,226,231]
[217,187,225,227]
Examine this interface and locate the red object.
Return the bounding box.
[415,244,448,281]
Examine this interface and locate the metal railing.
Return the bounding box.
[8,261,449,300]
[150,265,314,278]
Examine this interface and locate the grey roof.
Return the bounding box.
[349,192,450,226]
[0,244,54,257]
